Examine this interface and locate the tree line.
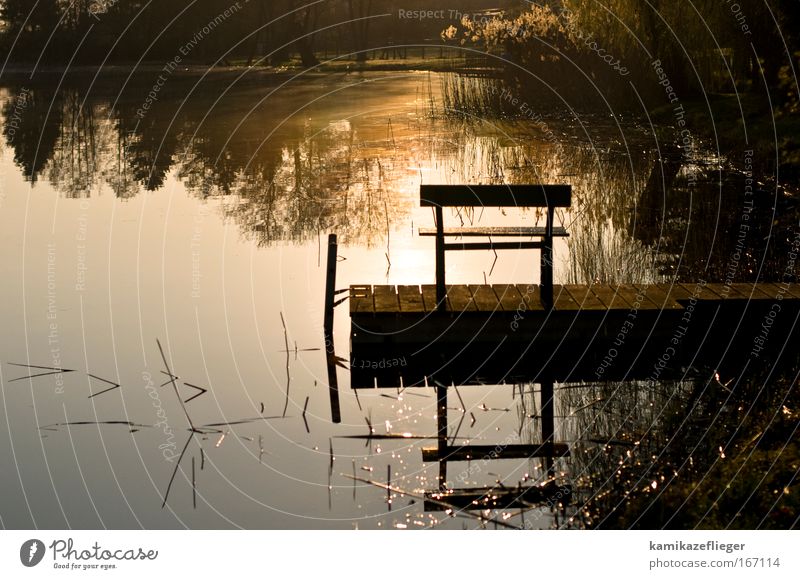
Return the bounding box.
[0,0,510,66]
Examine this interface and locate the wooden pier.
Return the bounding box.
[349,281,800,388]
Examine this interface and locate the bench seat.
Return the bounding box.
[419,226,568,238]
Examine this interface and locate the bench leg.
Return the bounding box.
[435,206,446,312]
[541,233,553,310]
[541,206,554,310]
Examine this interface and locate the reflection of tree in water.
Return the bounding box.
[2,87,145,198]
[563,139,799,285]
[222,119,409,246]
[46,93,116,198]
[0,83,411,244]
[632,152,799,283]
[101,128,142,200]
[1,86,62,184]
[115,108,181,194]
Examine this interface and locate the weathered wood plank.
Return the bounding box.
[515,284,543,310]
[702,283,730,300]
[550,285,580,311]
[373,285,399,313]
[563,284,606,311]
[468,285,501,312]
[420,284,440,313]
[613,285,660,309]
[695,283,746,300]
[349,285,373,314]
[591,284,632,309]
[351,283,800,316]
[731,283,773,299]
[443,240,544,251]
[397,285,425,313]
[716,284,750,299]
[447,285,477,312]
[493,284,524,311]
[678,281,711,299]
[681,283,724,302]
[657,283,695,303]
[755,282,787,299]
[679,283,719,302]
[633,284,683,309]
[773,282,800,300]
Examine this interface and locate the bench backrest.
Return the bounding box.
[420,184,571,208]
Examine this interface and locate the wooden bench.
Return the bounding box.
[419,184,572,311]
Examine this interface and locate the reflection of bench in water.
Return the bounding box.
[424,481,571,512]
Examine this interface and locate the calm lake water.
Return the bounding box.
[0,70,791,529]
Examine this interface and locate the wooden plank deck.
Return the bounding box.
[349,282,800,388]
[591,284,633,308]
[397,285,424,313]
[350,282,793,315]
[372,285,398,312]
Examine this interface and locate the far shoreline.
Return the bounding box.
[0,56,489,79]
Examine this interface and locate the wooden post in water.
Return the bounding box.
[324,234,337,336]
[325,348,342,424]
[324,234,342,424]
[435,206,446,312]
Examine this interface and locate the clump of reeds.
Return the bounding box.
[440,74,516,118]
[567,219,657,286]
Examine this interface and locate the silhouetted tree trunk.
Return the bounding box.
[245,1,270,66]
[295,5,319,67]
[348,0,373,62]
[2,86,62,183]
